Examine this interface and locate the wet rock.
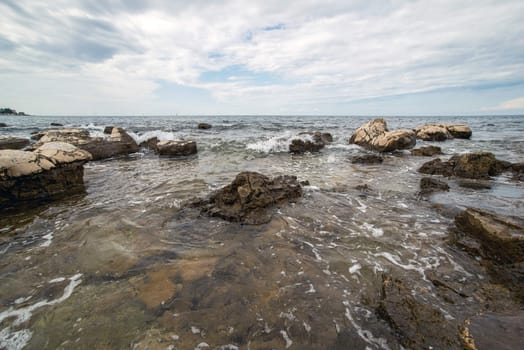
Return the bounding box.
[349,118,416,152]
[289,132,332,153]
[103,126,114,134]
[376,275,461,349]
[197,172,303,224]
[351,154,383,164]
[139,137,159,151]
[156,140,197,156]
[460,312,524,350]
[511,162,524,181]
[30,130,47,141]
[198,123,212,129]
[0,122,7,127]
[457,179,492,190]
[0,143,91,208]
[50,122,63,126]
[455,208,524,264]
[418,152,511,179]
[419,177,449,194]
[414,123,472,141]
[0,136,30,150]
[411,145,442,156]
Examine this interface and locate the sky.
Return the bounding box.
[1,0,524,116]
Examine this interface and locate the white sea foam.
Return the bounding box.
[246,131,315,154]
[349,263,362,274]
[129,130,179,145]
[39,232,53,247]
[363,223,383,237]
[280,330,293,349]
[343,302,391,350]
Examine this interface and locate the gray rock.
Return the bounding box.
[419,177,449,194]
[351,154,384,164]
[156,140,197,156]
[197,123,212,129]
[0,137,30,150]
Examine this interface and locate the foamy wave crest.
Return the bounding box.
[246,132,314,154]
[128,130,179,144]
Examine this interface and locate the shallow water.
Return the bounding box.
[1,115,523,349]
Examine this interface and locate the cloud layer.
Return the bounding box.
[1,0,524,114]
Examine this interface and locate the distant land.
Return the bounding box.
[0,107,29,116]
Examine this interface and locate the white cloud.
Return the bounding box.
[484,97,524,111]
[1,0,524,114]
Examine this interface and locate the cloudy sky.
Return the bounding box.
[1,0,524,115]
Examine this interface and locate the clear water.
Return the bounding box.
[1,115,523,349]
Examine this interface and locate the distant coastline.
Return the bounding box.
[0,107,29,116]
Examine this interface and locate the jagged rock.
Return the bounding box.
[103,126,115,134]
[376,275,461,349]
[197,123,212,130]
[0,144,91,208]
[139,137,159,151]
[411,146,442,156]
[35,127,139,160]
[419,177,449,194]
[460,312,524,350]
[196,172,303,224]
[351,154,383,164]
[0,137,30,150]
[455,208,524,264]
[30,131,47,141]
[289,132,332,153]
[156,140,197,156]
[414,124,472,141]
[0,123,7,127]
[349,118,416,152]
[50,122,63,126]
[418,152,511,179]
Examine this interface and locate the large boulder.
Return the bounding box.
[418,152,511,179]
[0,143,91,208]
[196,172,303,224]
[414,124,472,141]
[411,146,442,157]
[455,208,524,264]
[0,136,30,150]
[289,131,332,153]
[349,119,416,152]
[156,140,197,156]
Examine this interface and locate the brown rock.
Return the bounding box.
[411,146,442,156]
[0,137,30,150]
[446,124,472,139]
[198,171,303,224]
[419,177,450,194]
[156,140,197,156]
[351,154,383,164]
[290,131,332,153]
[414,124,452,141]
[418,152,511,179]
[197,123,212,129]
[349,119,416,152]
[461,312,524,350]
[139,137,159,151]
[418,158,454,177]
[455,208,524,264]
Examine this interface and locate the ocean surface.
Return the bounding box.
[0,115,523,349]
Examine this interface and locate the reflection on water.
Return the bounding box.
[1,115,523,349]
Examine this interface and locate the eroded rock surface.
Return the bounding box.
[411,145,442,156]
[139,137,159,151]
[289,132,332,153]
[414,124,472,141]
[349,118,416,152]
[156,140,197,156]
[196,171,303,224]
[0,136,30,150]
[419,177,450,195]
[419,152,511,179]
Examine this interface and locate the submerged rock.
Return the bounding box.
[419,177,450,194]
[50,122,63,126]
[196,171,303,224]
[0,136,30,150]
[351,154,383,164]
[414,123,472,141]
[376,275,461,349]
[455,208,524,264]
[418,152,511,179]
[156,140,197,156]
[197,123,212,129]
[0,122,7,127]
[0,143,91,208]
[411,145,442,156]
[289,131,332,153]
[349,118,416,152]
[139,137,159,151]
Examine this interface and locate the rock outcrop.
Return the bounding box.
[411,146,442,157]
[414,124,472,141]
[197,123,212,130]
[196,172,303,224]
[349,119,416,152]
[0,137,30,150]
[418,152,511,179]
[419,177,450,195]
[156,140,197,156]
[289,132,333,153]
[0,143,91,208]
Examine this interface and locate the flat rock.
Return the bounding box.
[196,171,303,224]
[35,141,92,165]
[0,136,30,150]
[418,152,511,179]
[414,123,472,141]
[351,154,384,164]
[349,118,416,152]
[411,145,442,156]
[455,208,524,264]
[156,140,197,156]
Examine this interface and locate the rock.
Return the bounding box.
[0,144,91,208]
[30,131,47,141]
[457,179,492,190]
[511,162,524,181]
[460,312,524,350]
[349,119,416,152]
[0,123,8,127]
[418,152,511,179]
[103,126,114,134]
[197,123,212,130]
[50,122,63,127]
[419,177,449,194]
[376,275,461,349]
[0,137,30,150]
[414,124,472,141]
[290,132,332,153]
[351,154,384,164]
[411,146,442,156]
[197,172,303,224]
[156,140,197,156]
[139,137,159,151]
[455,208,524,264]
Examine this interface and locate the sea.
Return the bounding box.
[0,114,523,349]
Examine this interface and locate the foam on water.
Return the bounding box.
[246,131,315,154]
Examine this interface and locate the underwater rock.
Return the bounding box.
[419,177,450,194]
[414,124,472,141]
[351,154,384,164]
[418,152,511,179]
[198,122,212,129]
[376,275,461,349]
[349,118,416,152]
[411,145,442,156]
[289,131,332,153]
[156,140,197,156]
[0,136,30,150]
[0,143,91,207]
[196,171,303,224]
